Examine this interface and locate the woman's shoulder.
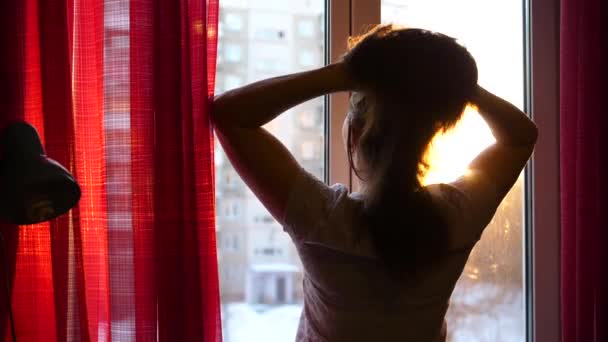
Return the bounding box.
[423,182,481,250]
[282,168,350,239]
[424,182,471,211]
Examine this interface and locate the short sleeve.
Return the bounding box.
[282,167,348,242]
[427,173,501,250]
[450,171,502,230]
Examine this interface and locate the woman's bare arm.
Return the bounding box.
[456,86,538,224]
[213,63,351,128]
[474,86,538,147]
[212,63,352,223]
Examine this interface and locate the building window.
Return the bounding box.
[224,44,242,63]
[297,19,315,38]
[298,50,316,67]
[232,235,239,250]
[254,215,275,224]
[222,233,240,252]
[298,110,317,128]
[251,12,288,41]
[224,74,243,91]
[300,141,318,160]
[255,28,286,40]
[222,201,241,219]
[224,172,232,185]
[225,13,244,31]
[255,247,282,256]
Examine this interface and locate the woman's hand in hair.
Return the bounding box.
[458,84,537,229]
[472,85,538,146]
[327,61,359,91]
[212,63,361,225]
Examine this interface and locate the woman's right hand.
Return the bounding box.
[325,61,359,91]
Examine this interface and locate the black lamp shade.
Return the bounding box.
[0,122,81,225]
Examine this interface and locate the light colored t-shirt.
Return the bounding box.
[282,167,498,342]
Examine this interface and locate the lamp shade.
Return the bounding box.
[0,122,81,225]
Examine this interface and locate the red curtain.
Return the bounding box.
[0,0,221,341]
[560,0,607,341]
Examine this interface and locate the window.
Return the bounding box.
[297,19,316,38]
[300,140,319,160]
[224,43,242,63]
[215,2,325,340]
[255,247,283,256]
[224,172,232,185]
[221,200,241,219]
[251,45,289,73]
[251,12,289,41]
[254,58,280,73]
[298,110,317,128]
[254,215,275,224]
[215,0,539,341]
[298,50,316,67]
[231,203,240,217]
[220,233,240,252]
[224,74,243,91]
[381,0,527,341]
[254,28,286,41]
[225,13,244,31]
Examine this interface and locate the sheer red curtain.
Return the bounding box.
[0,0,221,341]
[560,0,606,341]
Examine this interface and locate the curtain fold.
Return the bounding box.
[0,0,221,341]
[39,0,86,339]
[560,0,606,341]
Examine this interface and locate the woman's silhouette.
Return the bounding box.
[213,24,537,342]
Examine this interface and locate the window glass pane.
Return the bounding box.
[381,1,526,341]
[298,50,316,67]
[250,13,289,41]
[297,20,316,38]
[224,74,243,91]
[225,13,244,31]
[215,1,326,341]
[224,44,243,63]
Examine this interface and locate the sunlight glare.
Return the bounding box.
[422,105,495,185]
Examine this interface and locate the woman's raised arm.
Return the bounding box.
[211,63,353,224]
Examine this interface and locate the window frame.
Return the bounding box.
[528,0,560,340]
[326,0,380,189]
[325,1,561,341]
[214,0,560,339]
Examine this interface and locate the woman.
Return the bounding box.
[212,25,538,342]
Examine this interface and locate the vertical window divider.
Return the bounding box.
[327,0,352,187]
[529,0,561,340]
[327,0,380,190]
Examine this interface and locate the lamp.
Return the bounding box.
[0,121,81,341]
[0,122,81,224]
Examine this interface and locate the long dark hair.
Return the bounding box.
[342,25,478,276]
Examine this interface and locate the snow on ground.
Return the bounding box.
[222,303,302,342]
[447,282,524,342]
[222,282,524,342]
